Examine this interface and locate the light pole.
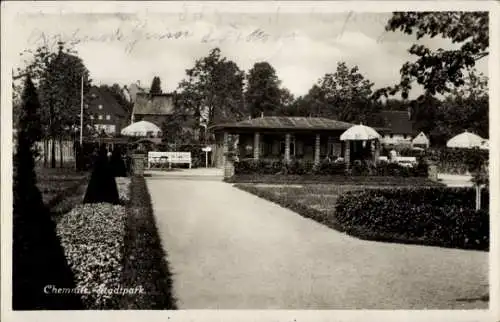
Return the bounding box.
[80,74,84,146]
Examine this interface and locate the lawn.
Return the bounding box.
[35,166,90,216]
[234,183,384,229]
[227,174,444,186]
[238,183,394,211]
[235,183,489,250]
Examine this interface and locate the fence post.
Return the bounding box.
[132,154,145,176]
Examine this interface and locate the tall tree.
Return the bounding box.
[245,62,282,117]
[13,75,82,309]
[150,76,163,95]
[375,12,488,99]
[38,42,92,168]
[177,48,245,129]
[275,87,297,116]
[304,62,376,123]
[280,88,295,109]
[12,79,23,129]
[433,69,489,143]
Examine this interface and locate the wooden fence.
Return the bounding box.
[35,139,75,165]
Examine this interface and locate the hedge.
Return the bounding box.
[234,158,429,177]
[397,148,489,175]
[119,176,177,309]
[335,187,489,251]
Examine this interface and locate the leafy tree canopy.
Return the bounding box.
[177,48,245,127]
[298,62,377,123]
[374,11,488,99]
[38,43,92,139]
[245,62,282,118]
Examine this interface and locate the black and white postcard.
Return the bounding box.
[1,1,499,322]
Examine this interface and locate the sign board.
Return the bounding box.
[202,146,212,152]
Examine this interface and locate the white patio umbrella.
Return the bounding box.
[340,124,381,141]
[121,120,162,137]
[446,131,484,149]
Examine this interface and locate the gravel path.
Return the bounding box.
[147,175,488,310]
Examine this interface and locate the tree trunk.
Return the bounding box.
[59,136,63,168]
[50,138,56,168]
[43,139,48,167]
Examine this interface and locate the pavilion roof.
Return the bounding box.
[211,116,356,132]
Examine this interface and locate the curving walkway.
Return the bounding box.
[146,170,488,309]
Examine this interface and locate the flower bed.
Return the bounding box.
[54,175,174,309]
[56,203,127,309]
[335,187,489,250]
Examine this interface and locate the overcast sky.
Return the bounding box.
[10,9,488,99]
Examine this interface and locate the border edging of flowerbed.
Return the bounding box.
[119,176,177,309]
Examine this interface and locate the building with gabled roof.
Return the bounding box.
[412,131,430,148]
[378,110,414,149]
[88,86,128,135]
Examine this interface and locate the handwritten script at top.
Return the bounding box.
[28,20,298,54]
[25,9,388,53]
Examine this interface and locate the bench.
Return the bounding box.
[148,151,192,169]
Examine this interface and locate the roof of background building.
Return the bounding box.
[133,93,176,115]
[89,86,127,118]
[380,110,413,135]
[412,131,430,144]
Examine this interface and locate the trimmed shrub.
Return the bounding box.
[13,76,82,310]
[399,148,489,175]
[335,187,489,250]
[313,159,346,175]
[110,147,127,177]
[83,147,120,205]
[234,158,428,177]
[56,203,127,309]
[234,158,283,175]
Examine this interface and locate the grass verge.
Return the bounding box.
[234,184,487,251]
[119,176,177,309]
[227,174,444,186]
